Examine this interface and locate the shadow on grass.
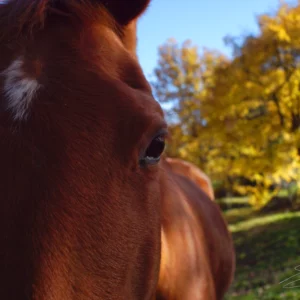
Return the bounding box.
[225,212,300,299]
[224,207,256,225]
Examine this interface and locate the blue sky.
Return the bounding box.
[137,0,297,81]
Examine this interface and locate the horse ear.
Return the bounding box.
[101,0,151,25]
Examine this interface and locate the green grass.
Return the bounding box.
[220,197,250,205]
[217,197,250,211]
[229,211,300,232]
[222,199,300,299]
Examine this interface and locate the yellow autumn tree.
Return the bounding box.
[152,39,228,168]
[152,1,300,208]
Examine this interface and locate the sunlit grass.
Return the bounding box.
[220,197,250,205]
[217,196,250,211]
[229,211,300,232]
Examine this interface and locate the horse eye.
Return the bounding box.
[140,135,166,166]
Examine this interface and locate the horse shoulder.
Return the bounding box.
[158,162,235,299]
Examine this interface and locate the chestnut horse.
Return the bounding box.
[0,0,164,299]
[165,157,215,201]
[0,0,235,299]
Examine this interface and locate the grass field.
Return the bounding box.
[220,197,300,299]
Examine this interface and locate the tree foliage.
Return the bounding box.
[152,1,300,208]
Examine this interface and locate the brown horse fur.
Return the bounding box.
[158,160,235,299]
[165,157,215,201]
[0,0,235,299]
[0,0,164,299]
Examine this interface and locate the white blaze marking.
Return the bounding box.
[1,57,41,120]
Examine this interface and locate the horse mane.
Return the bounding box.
[0,0,117,42]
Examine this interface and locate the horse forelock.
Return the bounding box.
[0,0,118,42]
